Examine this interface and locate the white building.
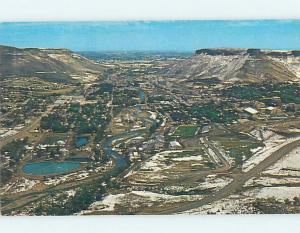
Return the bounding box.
[169,140,182,149]
[244,107,258,115]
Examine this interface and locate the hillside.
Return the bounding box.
[163,48,300,83]
[0,45,104,83]
[2,45,300,84]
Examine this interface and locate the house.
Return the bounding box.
[169,140,182,149]
[201,125,211,134]
[266,106,279,115]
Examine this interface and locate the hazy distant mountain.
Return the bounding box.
[0,45,104,83]
[78,51,192,61]
[164,48,300,83]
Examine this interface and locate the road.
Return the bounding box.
[1,97,151,214]
[158,138,300,214]
[0,169,112,214]
[203,137,231,168]
[3,91,300,215]
[0,102,59,149]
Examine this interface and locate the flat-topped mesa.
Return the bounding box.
[195,48,247,56]
[0,45,72,54]
[195,48,300,57]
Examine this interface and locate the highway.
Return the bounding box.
[2,91,300,215]
[158,138,300,214]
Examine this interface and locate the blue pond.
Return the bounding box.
[139,90,146,102]
[75,136,89,147]
[22,161,81,176]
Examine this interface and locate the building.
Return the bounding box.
[266,106,280,115]
[244,107,258,115]
[169,140,182,149]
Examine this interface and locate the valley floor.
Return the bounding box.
[1,52,300,215]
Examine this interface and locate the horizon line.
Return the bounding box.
[2,44,300,53]
[1,18,300,23]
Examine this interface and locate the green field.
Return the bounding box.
[172,125,199,138]
[213,133,264,167]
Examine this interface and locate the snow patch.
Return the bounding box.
[242,134,299,172]
[263,146,300,176]
[246,186,300,201]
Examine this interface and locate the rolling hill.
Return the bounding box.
[2,45,300,84]
[0,45,104,83]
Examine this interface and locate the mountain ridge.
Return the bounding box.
[195,48,300,57]
[1,45,300,84]
[164,48,300,83]
[0,45,104,83]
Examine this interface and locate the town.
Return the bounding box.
[1,46,300,215]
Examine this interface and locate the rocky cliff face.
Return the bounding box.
[164,48,300,83]
[0,45,104,83]
[195,48,300,57]
[2,45,300,84]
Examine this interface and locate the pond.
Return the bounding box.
[75,136,89,148]
[139,90,146,102]
[22,161,82,176]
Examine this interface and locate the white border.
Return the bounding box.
[1,0,300,232]
[0,0,300,22]
[1,215,300,233]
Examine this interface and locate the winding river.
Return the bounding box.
[102,130,146,177]
[101,89,150,178]
[22,90,150,178]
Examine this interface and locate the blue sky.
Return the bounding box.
[1,20,300,51]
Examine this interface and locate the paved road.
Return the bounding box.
[0,168,112,214]
[158,138,300,214]
[1,99,152,214]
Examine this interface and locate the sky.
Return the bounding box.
[1,0,300,52]
[1,20,300,51]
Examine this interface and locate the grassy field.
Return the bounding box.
[172,125,199,138]
[213,133,264,167]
